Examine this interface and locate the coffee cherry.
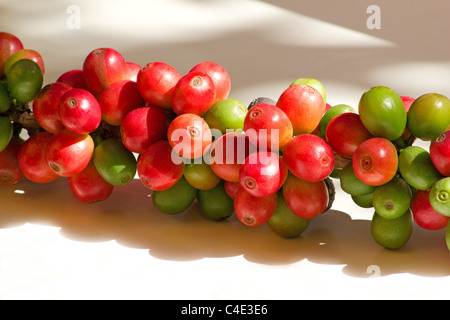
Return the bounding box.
[234,188,277,227]
[189,61,231,103]
[33,82,73,134]
[82,47,128,97]
[99,80,145,126]
[239,151,281,197]
[136,61,180,109]
[137,140,185,191]
[121,106,171,154]
[68,160,114,203]
[167,113,212,159]
[17,131,59,183]
[282,134,334,182]
[171,72,216,116]
[46,129,94,177]
[58,88,102,134]
[0,136,23,185]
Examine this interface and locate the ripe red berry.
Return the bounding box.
[209,132,253,182]
[58,88,102,134]
[239,151,282,198]
[4,48,45,76]
[0,32,24,78]
[276,84,325,135]
[171,72,215,116]
[282,134,334,182]
[17,131,59,183]
[224,180,240,199]
[244,103,293,152]
[430,130,450,177]
[326,112,373,159]
[234,188,278,227]
[125,62,141,82]
[137,140,185,191]
[352,137,398,186]
[121,106,171,154]
[282,173,329,219]
[412,189,450,230]
[167,113,212,159]
[136,61,181,109]
[68,160,114,203]
[82,47,128,97]
[56,69,90,91]
[189,61,231,103]
[33,82,73,134]
[99,80,145,126]
[46,129,94,177]
[0,136,23,185]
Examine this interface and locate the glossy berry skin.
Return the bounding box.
[6,59,43,103]
[82,47,128,97]
[407,93,450,141]
[93,139,137,186]
[282,173,329,219]
[46,129,94,177]
[430,130,450,177]
[209,132,253,182]
[203,98,248,134]
[189,61,231,103]
[3,49,45,76]
[137,140,185,191]
[429,178,450,217]
[326,112,373,159]
[68,160,114,203]
[58,88,102,134]
[99,80,145,126]
[56,69,90,91]
[399,146,441,191]
[125,62,141,82]
[352,137,398,186]
[0,136,23,185]
[17,131,59,184]
[358,86,406,141]
[276,84,325,135]
[171,72,216,116]
[239,151,282,198]
[121,106,170,154]
[282,134,334,182]
[167,113,212,159]
[412,189,450,230]
[136,61,181,109]
[400,96,415,140]
[224,180,241,199]
[244,103,293,152]
[33,82,73,134]
[0,32,24,78]
[234,188,278,227]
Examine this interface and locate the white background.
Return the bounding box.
[0,0,449,300]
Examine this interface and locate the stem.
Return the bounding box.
[10,101,43,136]
[394,137,407,149]
[405,134,416,147]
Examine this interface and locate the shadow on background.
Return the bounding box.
[0,178,448,279]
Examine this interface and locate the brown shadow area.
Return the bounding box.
[0,178,448,279]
